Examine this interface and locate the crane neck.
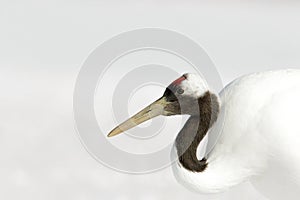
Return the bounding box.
[175,91,220,172]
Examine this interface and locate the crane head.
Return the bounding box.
[107,73,209,137]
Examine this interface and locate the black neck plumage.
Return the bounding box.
[175,91,220,172]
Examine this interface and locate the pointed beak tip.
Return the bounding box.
[107,131,116,138]
[107,127,122,138]
[107,133,113,137]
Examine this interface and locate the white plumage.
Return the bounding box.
[172,69,300,199]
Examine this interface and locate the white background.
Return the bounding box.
[1,1,300,199]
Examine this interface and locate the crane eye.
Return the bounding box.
[177,88,184,94]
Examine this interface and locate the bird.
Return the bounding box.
[107,69,300,200]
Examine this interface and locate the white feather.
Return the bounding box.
[179,73,209,98]
[172,69,300,199]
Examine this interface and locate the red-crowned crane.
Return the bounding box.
[108,69,300,200]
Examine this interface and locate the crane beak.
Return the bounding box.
[107,97,167,137]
